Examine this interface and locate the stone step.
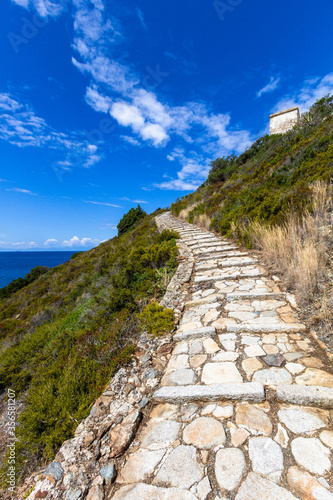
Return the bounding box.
[188,241,229,248]
[174,326,216,341]
[196,260,258,272]
[194,271,265,283]
[193,247,240,256]
[227,323,306,333]
[226,292,285,301]
[153,382,265,403]
[276,384,333,409]
[185,295,220,308]
[195,251,248,262]
[186,238,221,246]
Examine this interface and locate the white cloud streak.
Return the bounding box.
[84,200,122,207]
[256,76,281,98]
[6,187,37,195]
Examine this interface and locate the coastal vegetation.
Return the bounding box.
[0,210,178,484]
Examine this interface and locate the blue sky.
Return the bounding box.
[1,0,332,250]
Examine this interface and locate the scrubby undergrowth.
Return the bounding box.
[0,211,178,485]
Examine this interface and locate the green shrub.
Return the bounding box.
[117,205,147,236]
[139,302,174,336]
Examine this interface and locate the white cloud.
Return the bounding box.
[0,240,37,249]
[272,72,333,114]
[120,135,140,146]
[62,235,101,247]
[136,8,147,30]
[256,76,281,98]
[0,92,102,171]
[44,238,58,246]
[6,187,37,195]
[11,0,66,18]
[120,197,148,204]
[110,102,144,130]
[84,200,121,207]
[85,85,112,113]
[140,123,169,146]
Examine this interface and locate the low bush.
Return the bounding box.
[139,302,174,336]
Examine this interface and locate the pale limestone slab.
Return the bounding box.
[215,448,245,491]
[235,472,297,500]
[202,362,243,385]
[244,344,266,357]
[212,351,239,362]
[291,437,331,475]
[183,417,226,449]
[166,354,189,372]
[274,423,289,448]
[285,363,305,375]
[161,368,196,386]
[236,402,272,436]
[278,406,328,434]
[190,355,207,368]
[253,368,292,386]
[203,338,219,353]
[242,358,263,374]
[213,404,233,418]
[249,437,284,483]
[153,445,204,489]
[295,368,333,388]
[140,420,181,449]
[118,449,166,483]
[189,340,203,355]
[112,483,198,500]
[320,430,333,449]
[196,476,212,500]
[287,466,333,500]
[277,384,333,409]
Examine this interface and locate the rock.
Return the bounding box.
[189,340,203,355]
[99,463,116,484]
[302,357,324,368]
[161,368,196,386]
[202,362,243,384]
[235,472,297,500]
[140,420,180,449]
[153,445,204,489]
[263,345,279,354]
[150,403,178,420]
[283,352,304,361]
[236,402,272,436]
[231,428,250,447]
[320,430,333,449]
[138,397,149,408]
[196,476,212,500]
[119,449,166,483]
[190,355,207,368]
[278,406,329,434]
[242,358,263,374]
[83,431,96,447]
[248,437,284,482]
[285,362,305,374]
[43,462,64,482]
[109,410,141,458]
[65,487,83,500]
[86,485,103,500]
[212,351,239,362]
[183,417,226,449]
[215,448,245,491]
[253,368,292,386]
[274,424,289,448]
[291,437,331,475]
[166,355,189,371]
[276,384,333,409]
[295,368,333,387]
[244,345,266,357]
[287,466,333,500]
[203,338,219,353]
[112,483,198,500]
[213,404,233,418]
[260,354,286,367]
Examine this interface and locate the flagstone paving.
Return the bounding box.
[110,212,333,499]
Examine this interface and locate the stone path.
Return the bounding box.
[110,212,333,500]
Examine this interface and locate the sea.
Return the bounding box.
[0,251,77,289]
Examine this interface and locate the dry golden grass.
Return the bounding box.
[178,203,198,220]
[197,213,212,230]
[249,181,333,305]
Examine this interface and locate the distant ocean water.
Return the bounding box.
[0,251,77,289]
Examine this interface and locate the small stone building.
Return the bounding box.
[269,107,300,135]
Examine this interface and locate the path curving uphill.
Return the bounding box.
[111,212,333,500]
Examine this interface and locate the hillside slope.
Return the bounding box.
[0,210,178,484]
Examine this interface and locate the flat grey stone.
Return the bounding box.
[228,323,305,333]
[183,416,226,449]
[227,293,284,300]
[44,461,64,482]
[174,326,216,341]
[276,384,333,409]
[215,448,245,491]
[189,340,203,355]
[118,449,166,483]
[99,463,116,484]
[153,383,265,403]
[153,445,204,489]
[253,368,292,386]
[140,420,181,449]
[196,476,212,500]
[161,368,196,386]
[112,483,198,500]
[236,472,297,500]
[283,352,305,361]
[249,437,284,482]
[278,406,329,434]
[260,354,286,367]
[291,437,331,475]
[202,362,243,384]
